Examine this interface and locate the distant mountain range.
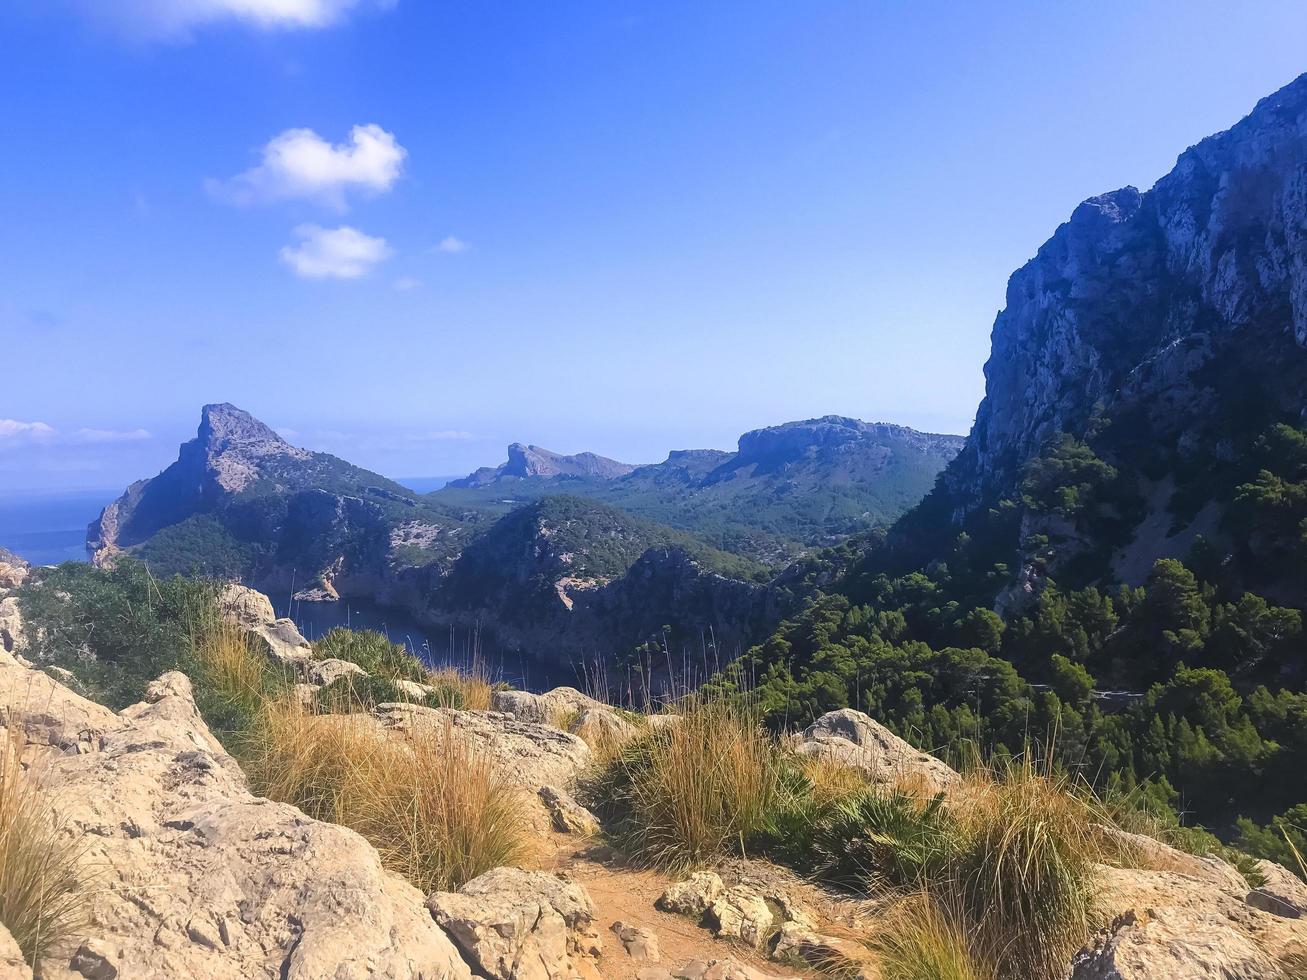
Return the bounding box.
[87,404,961,664]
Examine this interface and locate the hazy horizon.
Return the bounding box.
[5,1,1307,491]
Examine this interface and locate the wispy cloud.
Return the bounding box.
[435,236,469,254]
[280,224,392,279]
[275,427,300,439]
[210,124,406,211]
[78,0,396,41]
[74,428,153,443]
[392,276,421,291]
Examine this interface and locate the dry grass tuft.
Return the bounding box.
[0,724,84,967]
[873,893,998,980]
[245,699,527,891]
[949,755,1102,980]
[425,666,493,712]
[590,697,784,869]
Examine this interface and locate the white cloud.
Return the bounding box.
[211,124,406,210]
[280,224,392,279]
[85,0,395,39]
[0,420,55,441]
[74,428,153,443]
[435,236,469,254]
[392,276,421,291]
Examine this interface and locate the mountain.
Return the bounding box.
[884,72,1307,599]
[438,417,963,563]
[449,444,636,487]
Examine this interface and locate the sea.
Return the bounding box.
[0,488,117,566]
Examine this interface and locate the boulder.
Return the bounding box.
[656,872,725,918]
[537,785,600,835]
[306,657,366,687]
[374,703,592,790]
[0,646,121,755]
[1069,907,1279,979]
[707,886,774,948]
[1253,859,1307,917]
[16,663,472,979]
[217,585,312,668]
[569,705,637,748]
[770,923,872,977]
[427,867,602,980]
[491,687,605,727]
[1092,824,1248,896]
[795,709,959,793]
[0,922,29,980]
[610,920,660,961]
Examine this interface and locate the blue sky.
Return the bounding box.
[3,1,1307,491]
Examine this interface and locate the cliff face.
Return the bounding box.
[944,74,1307,514]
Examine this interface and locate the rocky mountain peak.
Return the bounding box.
[189,403,309,493]
[943,70,1307,511]
[197,403,291,454]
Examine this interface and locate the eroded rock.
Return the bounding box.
[375,703,592,790]
[0,922,29,980]
[1253,859,1307,917]
[13,663,471,979]
[796,709,959,793]
[427,867,602,980]
[491,687,606,727]
[1069,907,1278,980]
[707,886,774,948]
[656,872,725,918]
[610,920,660,961]
[538,784,600,835]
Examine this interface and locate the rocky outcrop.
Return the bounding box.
[3,655,471,979]
[373,703,592,791]
[491,687,606,726]
[1253,858,1307,917]
[0,548,29,589]
[1069,907,1279,980]
[450,443,636,488]
[795,708,960,793]
[217,584,312,668]
[427,868,603,980]
[705,887,773,949]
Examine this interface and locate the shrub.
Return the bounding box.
[0,725,84,966]
[17,559,213,710]
[312,628,427,682]
[873,894,996,980]
[589,698,785,869]
[809,790,965,890]
[312,674,433,714]
[244,700,526,891]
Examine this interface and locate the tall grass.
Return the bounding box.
[873,894,997,980]
[589,697,784,869]
[185,605,289,742]
[426,665,493,711]
[244,700,527,891]
[950,756,1100,980]
[0,724,84,966]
